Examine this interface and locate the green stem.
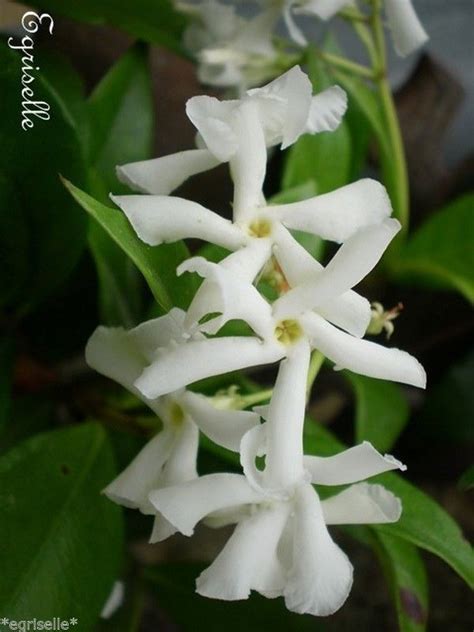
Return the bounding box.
[320,51,375,79]
[238,388,273,408]
[306,350,325,401]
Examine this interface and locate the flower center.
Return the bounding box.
[248,218,272,238]
[274,319,302,345]
[169,402,185,427]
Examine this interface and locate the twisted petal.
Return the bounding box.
[111,194,246,250]
[304,440,406,485]
[103,429,175,512]
[248,65,313,149]
[301,312,427,388]
[240,423,267,491]
[282,3,307,46]
[180,391,260,452]
[295,0,350,20]
[186,95,239,161]
[273,218,401,318]
[135,336,284,399]
[270,178,393,243]
[116,149,220,195]
[196,503,289,600]
[385,0,428,57]
[127,308,193,361]
[178,256,274,337]
[159,418,199,486]
[305,86,348,133]
[322,483,402,525]
[273,226,371,337]
[150,515,178,543]
[284,484,353,616]
[221,238,273,281]
[149,473,263,536]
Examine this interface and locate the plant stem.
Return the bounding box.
[306,350,325,401]
[320,51,375,79]
[238,388,273,408]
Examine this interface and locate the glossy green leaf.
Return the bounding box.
[282,49,352,195]
[146,563,324,632]
[0,42,88,310]
[303,420,474,588]
[345,372,409,452]
[64,180,196,311]
[458,465,474,491]
[0,423,123,626]
[0,338,15,433]
[87,44,155,326]
[0,171,29,307]
[29,0,187,55]
[374,532,428,632]
[394,194,474,303]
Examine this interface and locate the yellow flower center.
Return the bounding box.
[248,218,272,238]
[274,319,303,345]
[169,402,185,427]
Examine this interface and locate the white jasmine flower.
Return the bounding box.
[149,343,405,615]
[286,0,428,56]
[114,66,347,198]
[180,0,281,89]
[86,308,260,542]
[131,218,426,399]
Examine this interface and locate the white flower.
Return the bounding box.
[180,0,280,89]
[86,308,260,542]
[148,343,405,615]
[286,0,428,56]
[130,218,425,399]
[114,66,347,198]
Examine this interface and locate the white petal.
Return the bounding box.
[322,483,402,525]
[248,65,313,149]
[233,8,279,57]
[159,417,199,486]
[229,100,268,220]
[240,423,268,491]
[103,429,175,512]
[100,581,124,619]
[305,85,348,133]
[149,473,263,536]
[272,226,371,337]
[301,312,427,388]
[282,4,307,46]
[304,440,406,485]
[196,503,289,600]
[221,238,273,281]
[111,194,246,251]
[116,149,220,195]
[284,484,353,616]
[271,178,393,243]
[296,0,351,20]
[264,341,311,489]
[128,308,193,361]
[180,391,260,452]
[178,256,274,337]
[385,0,428,57]
[273,218,401,319]
[135,336,284,399]
[186,95,239,161]
[149,515,178,543]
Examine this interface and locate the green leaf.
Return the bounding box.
[394,194,474,303]
[88,44,154,189]
[345,372,409,452]
[64,180,196,311]
[146,563,324,632]
[30,0,187,55]
[0,42,88,310]
[87,44,155,326]
[374,532,428,632]
[282,49,352,195]
[0,171,29,307]
[458,464,474,491]
[0,338,15,433]
[0,423,123,626]
[303,420,474,588]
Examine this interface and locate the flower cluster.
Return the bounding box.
[87,66,426,616]
[177,0,429,89]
